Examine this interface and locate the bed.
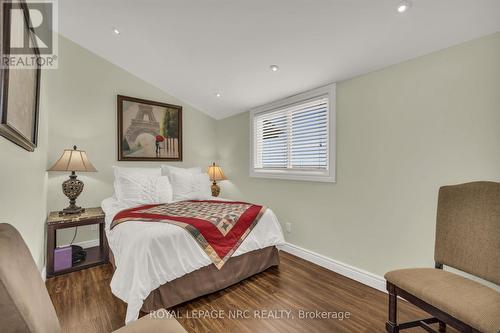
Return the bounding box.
[102,195,285,324]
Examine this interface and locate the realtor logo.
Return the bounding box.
[1,0,58,68]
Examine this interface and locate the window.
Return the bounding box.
[250,84,336,182]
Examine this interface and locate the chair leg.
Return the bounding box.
[386,283,399,333]
[438,321,446,332]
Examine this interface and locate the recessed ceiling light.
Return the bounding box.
[113,28,120,35]
[397,0,411,13]
[215,93,221,98]
[270,65,279,72]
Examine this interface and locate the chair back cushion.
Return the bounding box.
[435,182,500,285]
[0,224,61,333]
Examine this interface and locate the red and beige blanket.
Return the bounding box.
[111,200,266,269]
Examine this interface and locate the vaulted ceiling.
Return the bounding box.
[59,0,500,119]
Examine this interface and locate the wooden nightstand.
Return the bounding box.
[46,207,108,278]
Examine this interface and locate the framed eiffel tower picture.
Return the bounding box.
[117,95,182,161]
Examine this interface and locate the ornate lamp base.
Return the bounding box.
[60,171,85,215]
[211,181,220,197]
[61,205,84,215]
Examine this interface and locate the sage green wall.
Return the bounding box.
[0,74,49,271]
[216,33,500,277]
[46,36,218,245]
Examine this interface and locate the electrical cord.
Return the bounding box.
[70,227,78,245]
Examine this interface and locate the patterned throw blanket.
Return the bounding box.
[111,200,266,269]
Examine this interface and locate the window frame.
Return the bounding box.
[249,83,336,182]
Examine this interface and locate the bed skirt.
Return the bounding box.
[108,245,280,312]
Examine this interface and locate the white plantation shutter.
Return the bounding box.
[290,97,328,169]
[254,96,329,170]
[251,86,335,182]
[254,107,289,169]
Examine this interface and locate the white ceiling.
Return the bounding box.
[59,0,500,119]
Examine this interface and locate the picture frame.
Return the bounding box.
[0,0,41,152]
[117,95,183,161]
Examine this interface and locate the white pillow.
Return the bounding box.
[169,170,212,201]
[114,166,161,178]
[113,166,172,206]
[161,165,202,181]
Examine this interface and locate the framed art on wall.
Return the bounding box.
[117,95,183,161]
[0,0,41,152]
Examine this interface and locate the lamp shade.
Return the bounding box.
[48,146,97,172]
[207,162,226,181]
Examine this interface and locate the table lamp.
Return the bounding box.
[48,146,97,215]
[207,162,227,197]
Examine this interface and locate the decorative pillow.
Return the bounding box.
[113,166,172,206]
[169,170,212,201]
[192,173,212,199]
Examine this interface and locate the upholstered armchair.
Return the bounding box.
[0,223,187,333]
[385,181,500,333]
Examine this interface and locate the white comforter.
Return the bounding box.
[101,197,285,324]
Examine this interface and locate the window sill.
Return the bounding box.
[249,169,336,183]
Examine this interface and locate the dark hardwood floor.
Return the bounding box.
[46,252,456,333]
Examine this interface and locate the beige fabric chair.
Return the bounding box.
[0,223,187,333]
[384,181,500,333]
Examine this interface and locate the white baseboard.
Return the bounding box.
[59,239,100,249]
[75,239,100,249]
[41,266,46,282]
[50,239,387,292]
[278,242,386,292]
